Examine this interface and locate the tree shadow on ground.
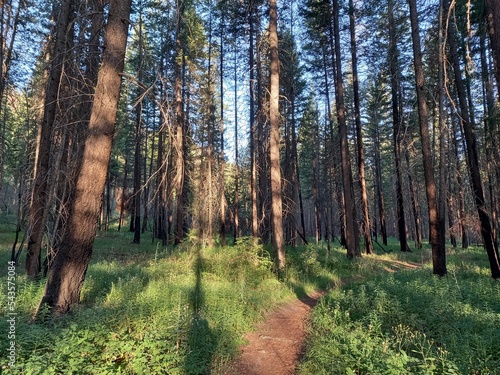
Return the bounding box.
[184,248,217,375]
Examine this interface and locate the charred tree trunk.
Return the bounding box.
[388,0,409,252]
[26,0,74,278]
[447,0,500,278]
[408,0,446,275]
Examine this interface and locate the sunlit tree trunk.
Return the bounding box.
[405,148,422,249]
[38,0,132,314]
[174,0,186,244]
[269,0,285,269]
[233,42,239,242]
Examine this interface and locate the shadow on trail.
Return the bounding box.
[184,248,217,375]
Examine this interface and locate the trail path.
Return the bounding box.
[223,259,422,375]
[223,290,325,375]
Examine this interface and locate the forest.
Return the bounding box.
[0,0,499,373]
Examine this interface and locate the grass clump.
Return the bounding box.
[298,245,500,375]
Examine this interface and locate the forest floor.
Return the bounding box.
[223,289,326,375]
[223,258,422,375]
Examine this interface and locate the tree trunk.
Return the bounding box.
[132,86,142,244]
[349,0,373,255]
[408,0,446,275]
[174,0,186,245]
[249,7,258,239]
[388,0,409,252]
[405,148,422,249]
[447,0,500,278]
[233,42,240,242]
[26,0,74,278]
[374,120,388,245]
[219,17,226,246]
[334,0,359,258]
[269,0,285,270]
[37,0,132,314]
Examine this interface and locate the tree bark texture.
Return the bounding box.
[388,0,409,252]
[38,0,132,314]
[269,0,285,269]
[408,0,446,275]
[26,0,73,278]
[349,0,373,255]
[334,0,359,258]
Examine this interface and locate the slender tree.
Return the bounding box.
[388,0,409,252]
[26,0,74,277]
[408,0,446,275]
[333,0,359,257]
[349,0,373,255]
[269,0,285,270]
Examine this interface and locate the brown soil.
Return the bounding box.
[223,290,326,375]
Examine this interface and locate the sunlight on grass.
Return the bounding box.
[1,230,498,374]
[298,245,500,375]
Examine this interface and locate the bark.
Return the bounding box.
[349,0,373,255]
[388,0,409,252]
[269,0,285,269]
[174,0,186,244]
[220,17,226,246]
[233,43,239,242]
[447,0,500,278]
[408,0,446,275]
[451,119,468,249]
[26,0,74,278]
[405,148,422,249]
[374,122,388,245]
[333,0,359,257]
[38,0,132,314]
[312,121,321,245]
[480,26,500,248]
[249,6,258,238]
[132,88,143,244]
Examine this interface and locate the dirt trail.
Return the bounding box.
[223,290,325,375]
[223,259,422,375]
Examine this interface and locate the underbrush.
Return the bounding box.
[298,246,500,375]
[0,232,328,374]
[1,230,498,374]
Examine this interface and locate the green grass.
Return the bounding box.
[0,231,326,374]
[298,246,500,375]
[1,225,498,374]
